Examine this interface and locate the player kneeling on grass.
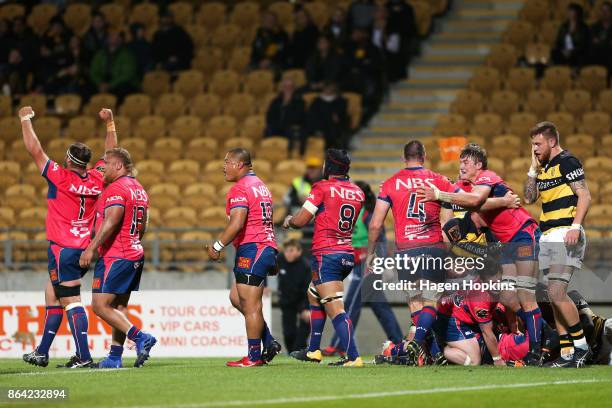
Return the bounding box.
[283,149,365,367]
[20,106,117,368]
[207,148,281,368]
[79,148,156,368]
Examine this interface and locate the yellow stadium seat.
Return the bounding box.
[230,2,260,29]
[22,162,46,189]
[282,69,307,89]
[83,138,105,162]
[206,115,237,140]
[143,70,171,99]
[597,182,612,204]
[19,94,46,117]
[490,134,523,159]
[134,115,166,142]
[267,181,289,203]
[600,133,612,156]
[541,66,573,100]
[99,3,125,31]
[505,67,536,100]
[173,70,205,101]
[0,207,15,228]
[227,47,252,73]
[274,159,306,184]
[519,0,549,25]
[146,207,161,227]
[434,114,468,136]
[585,157,612,181]
[120,94,152,122]
[218,184,233,205]
[84,93,117,117]
[0,4,25,21]
[0,117,20,143]
[149,183,180,211]
[27,4,58,36]
[34,117,61,145]
[253,159,272,180]
[167,160,200,188]
[578,65,608,98]
[561,89,592,120]
[554,0,591,20]
[168,2,193,27]
[507,112,538,136]
[196,2,227,30]
[509,157,532,174]
[101,115,131,138]
[305,2,329,29]
[135,160,164,188]
[259,92,278,114]
[46,139,70,162]
[537,20,561,46]
[565,133,595,159]
[546,112,575,138]
[203,160,227,187]
[581,111,611,137]
[485,45,517,77]
[468,67,501,99]
[502,20,534,55]
[155,93,186,123]
[598,89,612,117]
[588,204,612,225]
[305,136,325,158]
[472,113,503,139]
[224,93,256,123]
[165,206,198,228]
[344,92,363,130]
[55,94,82,117]
[450,90,483,122]
[150,138,182,161]
[189,94,221,124]
[487,157,506,177]
[64,3,91,36]
[525,42,551,65]
[121,137,147,163]
[185,24,210,50]
[411,1,433,36]
[209,70,241,100]
[199,206,228,228]
[435,161,460,179]
[4,184,36,211]
[244,70,275,99]
[489,90,519,122]
[211,24,242,50]
[183,183,216,209]
[223,137,254,152]
[0,94,11,117]
[184,138,218,162]
[130,2,159,29]
[171,115,202,142]
[18,206,47,228]
[9,139,35,164]
[241,115,267,143]
[64,115,95,140]
[256,137,289,162]
[175,230,213,262]
[525,90,556,120]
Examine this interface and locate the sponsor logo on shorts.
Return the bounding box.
[341,258,354,267]
[517,245,533,258]
[49,268,58,281]
[92,278,101,289]
[237,257,252,269]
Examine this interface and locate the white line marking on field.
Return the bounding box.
[122,379,609,408]
[1,365,193,376]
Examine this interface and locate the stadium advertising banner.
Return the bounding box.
[0,290,271,358]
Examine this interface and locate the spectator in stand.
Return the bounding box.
[305,36,343,91]
[9,16,40,80]
[323,7,349,48]
[343,28,385,125]
[284,156,323,217]
[288,8,319,69]
[1,49,29,96]
[83,12,108,64]
[46,36,88,95]
[152,12,193,72]
[90,31,139,100]
[251,11,289,71]
[276,239,311,353]
[308,82,350,150]
[347,0,377,32]
[385,0,417,80]
[127,23,153,79]
[37,16,73,92]
[0,19,10,67]
[552,3,590,68]
[589,1,612,70]
[264,77,306,154]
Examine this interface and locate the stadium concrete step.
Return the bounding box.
[385,100,451,114]
[410,65,475,80]
[431,32,500,44]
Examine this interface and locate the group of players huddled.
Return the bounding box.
[17,102,611,369]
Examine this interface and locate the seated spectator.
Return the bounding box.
[288,8,319,68]
[305,36,343,91]
[8,17,40,82]
[308,82,350,149]
[347,0,377,32]
[264,78,306,154]
[251,11,289,71]
[343,28,385,125]
[128,23,153,79]
[0,49,28,96]
[37,16,73,92]
[90,31,139,100]
[324,7,349,48]
[385,0,417,79]
[46,36,89,95]
[0,19,10,67]
[589,1,612,69]
[83,12,108,64]
[152,12,193,72]
[552,3,590,68]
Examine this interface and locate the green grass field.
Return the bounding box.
[1,357,612,408]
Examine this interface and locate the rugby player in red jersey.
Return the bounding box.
[206,148,280,367]
[283,149,365,367]
[79,148,155,368]
[20,106,117,368]
[418,143,544,365]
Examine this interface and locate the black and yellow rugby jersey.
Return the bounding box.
[537,150,585,233]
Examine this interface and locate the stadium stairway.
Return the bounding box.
[350,0,524,184]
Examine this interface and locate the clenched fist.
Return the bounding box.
[18,106,35,121]
[99,108,114,123]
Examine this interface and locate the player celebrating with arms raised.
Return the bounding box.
[207,148,280,368]
[524,122,592,367]
[283,149,365,367]
[79,148,155,368]
[21,106,117,368]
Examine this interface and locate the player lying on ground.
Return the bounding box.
[283,149,365,367]
[21,106,117,368]
[524,122,592,368]
[418,143,545,366]
[79,148,156,368]
[207,148,281,368]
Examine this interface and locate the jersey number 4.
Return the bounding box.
[406,192,426,222]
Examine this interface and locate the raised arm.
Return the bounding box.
[207,208,248,260]
[99,108,118,151]
[18,106,49,172]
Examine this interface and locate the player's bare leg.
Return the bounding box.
[444,339,481,366]
[547,265,590,367]
[95,293,131,368]
[291,284,326,362]
[500,264,522,333]
[227,283,266,366]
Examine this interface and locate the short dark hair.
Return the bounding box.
[106,147,134,173]
[460,143,488,169]
[283,239,302,251]
[228,147,252,167]
[404,140,425,162]
[529,121,560,143]
[67,142,92,168]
